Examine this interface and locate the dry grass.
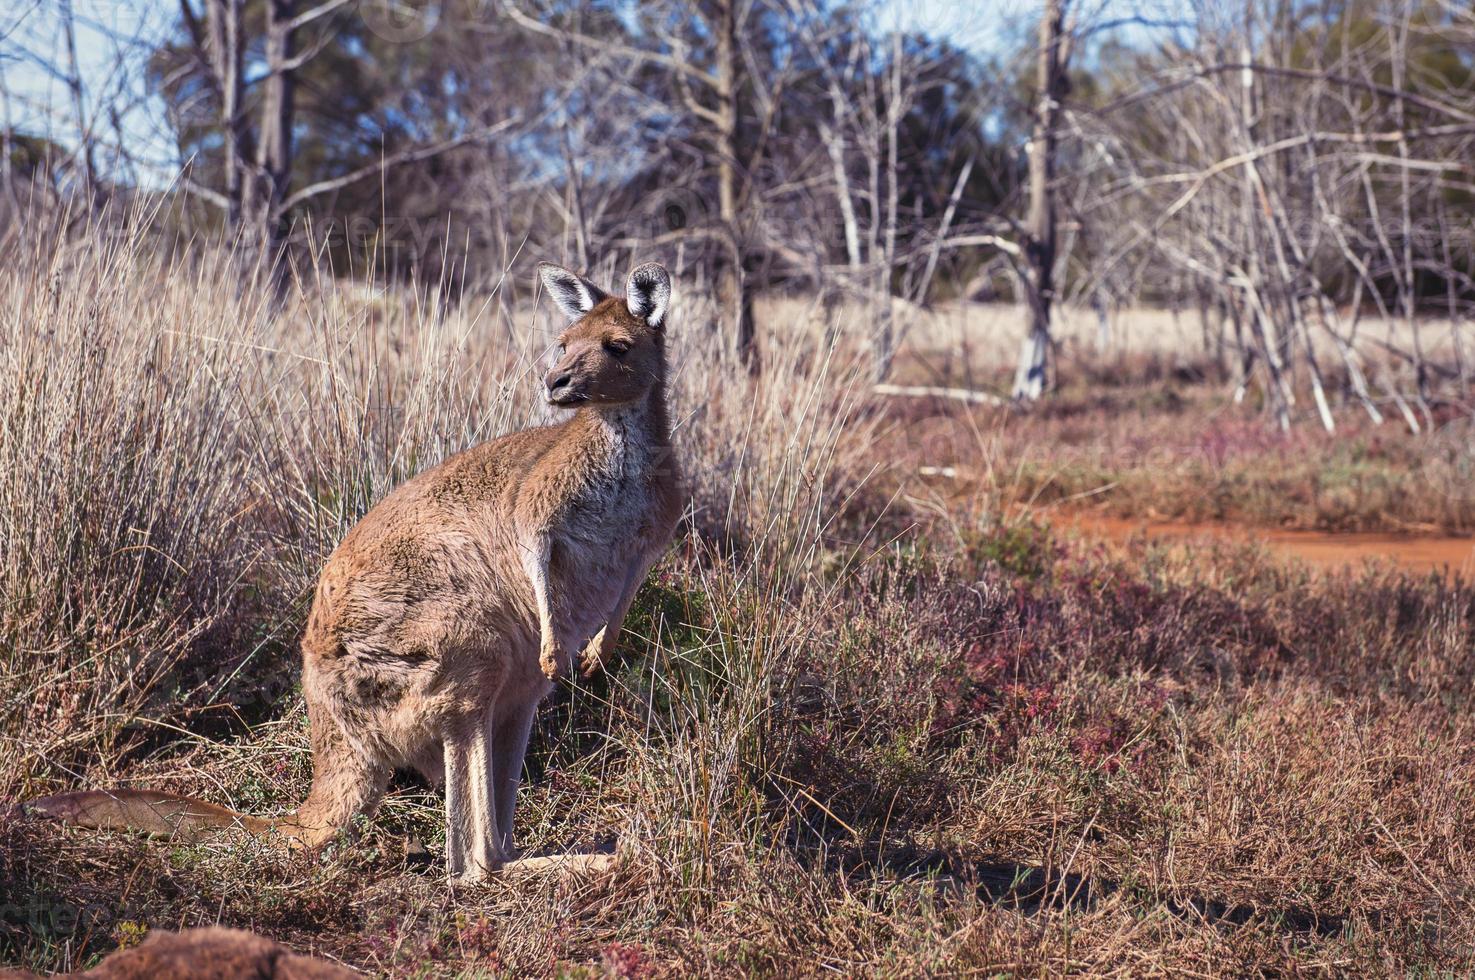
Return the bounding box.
[874,351,1475,535]
[2,220,1474,976]
[855,295,1473,375]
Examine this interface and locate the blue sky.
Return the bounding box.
[0,0,1033,184]
[1,1,177,178]
[878,0,1033,54]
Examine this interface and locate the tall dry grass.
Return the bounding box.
[1,223,272,785]
[0,211,881,811]
[4,216,1474,977]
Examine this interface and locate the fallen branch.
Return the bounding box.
[873,383,1009,406]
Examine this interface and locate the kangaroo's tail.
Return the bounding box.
[25,788,277,840]
[28,700,387,847]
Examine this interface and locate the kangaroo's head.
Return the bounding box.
[537,261,672,408]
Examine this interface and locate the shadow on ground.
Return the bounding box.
[874,845,1356,937]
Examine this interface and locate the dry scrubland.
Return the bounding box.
[2,225,1474,977]
[869,300,1475,537]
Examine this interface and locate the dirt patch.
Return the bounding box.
[1052,511,1475,578]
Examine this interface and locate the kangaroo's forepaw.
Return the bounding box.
[579,634,609,678]
[539,642,564,681]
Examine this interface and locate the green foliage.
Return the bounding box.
[962,520,1057,581]
[612,573,725,725]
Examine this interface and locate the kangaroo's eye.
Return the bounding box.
[604,339,632,356]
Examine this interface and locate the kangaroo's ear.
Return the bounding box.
[538,262,607,321]
[625,262,671,329]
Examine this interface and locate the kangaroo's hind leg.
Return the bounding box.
[488,690,542,856]
[283,694,390,848]
[488,685,618,878]
[444,711,503,881]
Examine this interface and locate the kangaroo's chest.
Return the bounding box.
[552,421,663,559]
[561,454,655,553]
[547,480,647,643]
[526,409,673,639]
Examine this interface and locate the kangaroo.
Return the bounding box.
[29,261,684,880]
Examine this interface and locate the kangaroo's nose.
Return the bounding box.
[545,371,572,393]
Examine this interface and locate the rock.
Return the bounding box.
[0,927,358,979]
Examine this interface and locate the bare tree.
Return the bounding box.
[503,0,763,368]
[787,1,972,381]
[1012,0,1071,401]
[1075,0,1475,427]
[167,0,515,279]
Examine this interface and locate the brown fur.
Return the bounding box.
[28,262,683,880]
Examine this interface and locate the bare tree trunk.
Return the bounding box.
[873,31,902,382]
[254,0,296,276]
[0,62,13,206]
[1386,4,1429,407]
[1012,0,1067,402]
[916,155,975,306]
[820,121,862,274]
[714,0,755,371]
[1438,200,1468,391]
[204,0,249,235]
[59,0,97,196]
[1234,34,1293,430]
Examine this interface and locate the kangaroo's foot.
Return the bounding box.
[501,852,619,876]
[447,857,504,885]
[447,849,619,884]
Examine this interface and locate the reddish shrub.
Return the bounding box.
[601,941,656,978]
